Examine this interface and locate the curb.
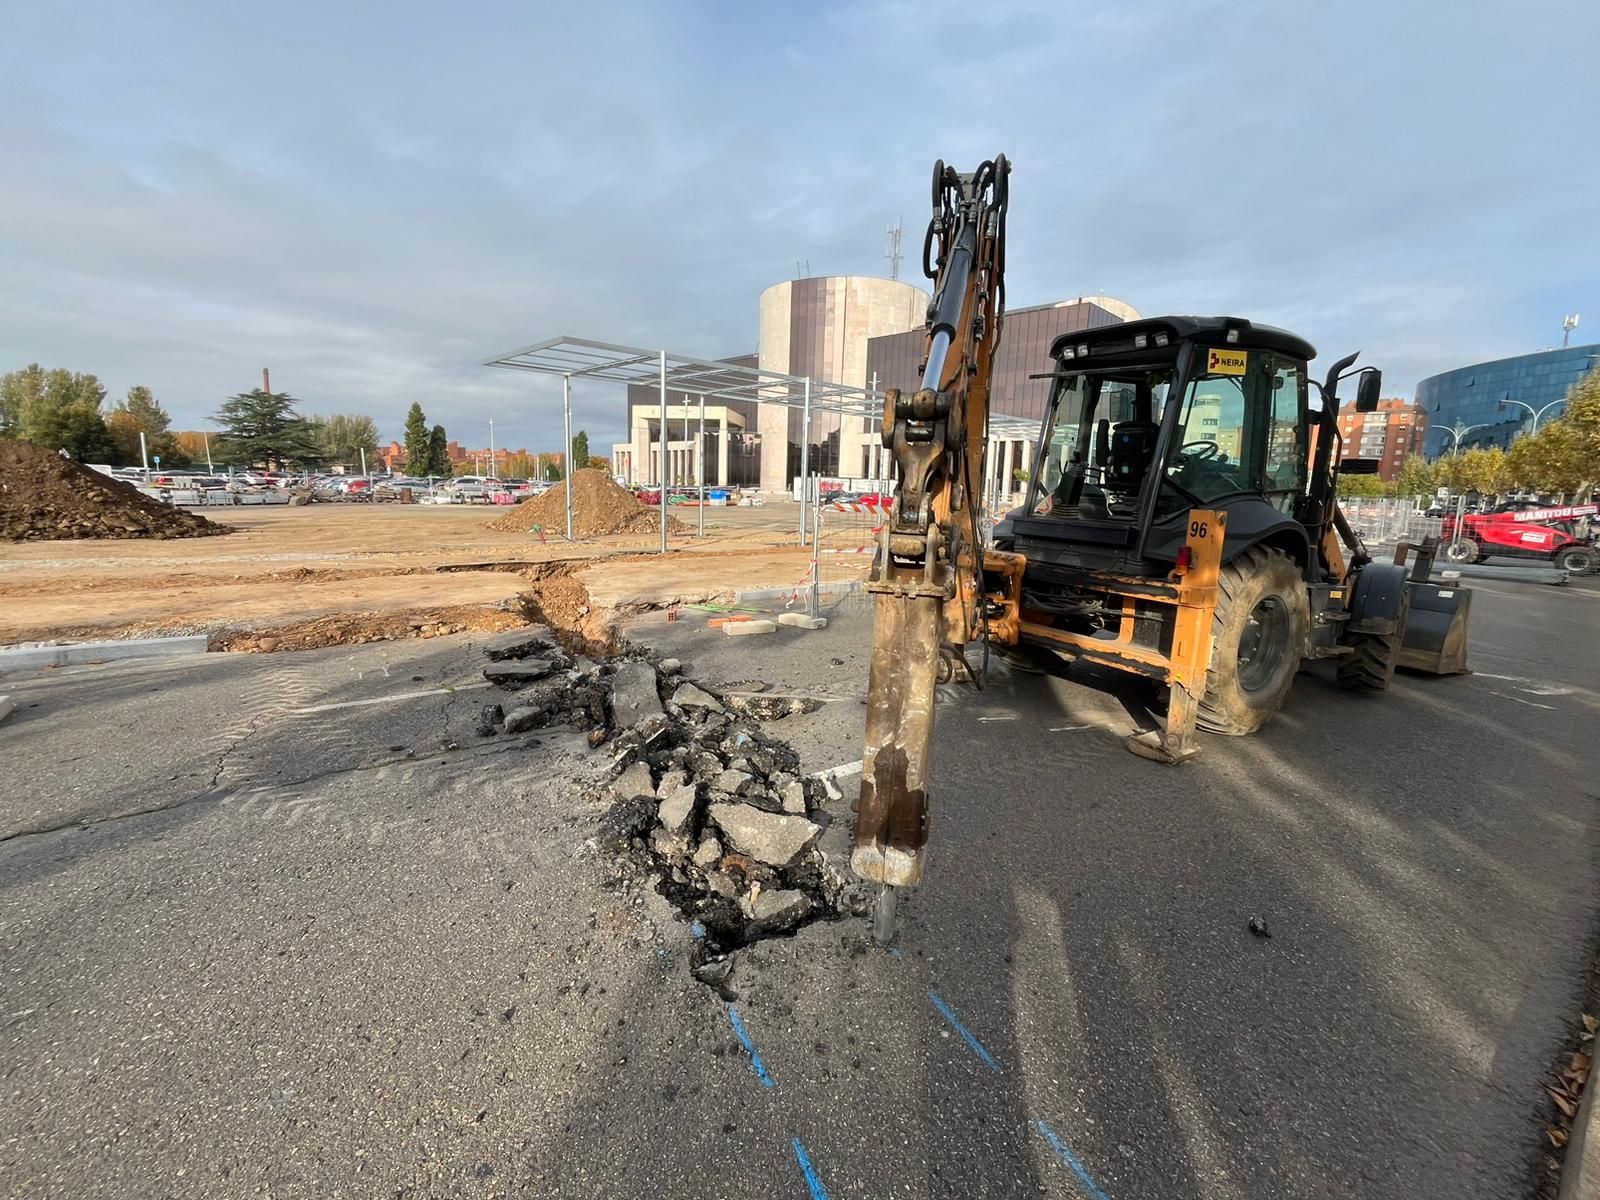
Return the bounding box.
[735,581,864,607]
[1561,1065,1600,1200]
[0,635,210,670]
[1436,564,1568,585]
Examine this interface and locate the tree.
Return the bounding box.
[570,429,590,474]
[1336,472,1387,498]
[106,385,180,466]
[1392,455,1437,499]
[120,385,170,435]
[316,413,381,470]
[499,451,538,478]
[1507,420,1586,496]
[4,366,116,461]
[1434,452,1470,495]
[1456,447,1509,497]
[1501,369,1600,498]
[427,425,450,476]
[539,453,562,481]
[213,388,321,469]
[174,431,213,467]
[403,403,431,474]
[0,364,46,435]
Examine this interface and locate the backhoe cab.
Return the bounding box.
[984,315,1469,762]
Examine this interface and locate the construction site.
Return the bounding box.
[6,309,1600,1200]
[3,9,1599,1192]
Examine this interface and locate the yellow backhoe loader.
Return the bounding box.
[852,156,1471,941]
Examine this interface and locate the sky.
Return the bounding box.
[2,0,1596,456]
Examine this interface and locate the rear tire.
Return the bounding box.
[1197,547,1309,736]
[1557,546,1597,575]
[1337,586,1410,691]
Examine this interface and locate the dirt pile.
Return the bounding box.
[475,634,864,997]
[0,441,231,542]
[488,469,689,538]
[214,606,525,653]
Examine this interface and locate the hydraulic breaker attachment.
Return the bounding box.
[852,591,943,889]
[852,156,1009,940]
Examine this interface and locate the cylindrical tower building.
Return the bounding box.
[756,276,929,491]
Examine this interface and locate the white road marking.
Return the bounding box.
[1486,690,1558,711]
[813,760,863,781]
[723,691,855,703]
[291,681,493,714]
[977,715,1018,723]
[1473,672,1574,696]
[1049,725,1094,732]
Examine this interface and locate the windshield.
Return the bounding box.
[1154,355,1306,517]
[1024,351,1306,524]
[1026,370,1170,519]
[1152,372,1249,518]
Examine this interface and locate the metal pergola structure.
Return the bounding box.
[484,335,1040,553]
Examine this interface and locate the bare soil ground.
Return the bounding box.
[0,501,839,652]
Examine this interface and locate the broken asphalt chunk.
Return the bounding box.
[608,661,664,729]
[484,659,556,686]
[503,705,544,734]
[745,888,812,933]
[610,760,656,802]
[473,703,504,737]
[669,681,724,714]
[708,804,822,870]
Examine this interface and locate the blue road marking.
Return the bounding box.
[725,1005,775,1088]
[792,1138,830,1199]
[927,990,1001,1072]
[1036,1119,1111,1200]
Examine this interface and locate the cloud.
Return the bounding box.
[1,0,1596,456]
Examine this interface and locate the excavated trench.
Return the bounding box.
[477,612,862,1000]
[516,560,660,657]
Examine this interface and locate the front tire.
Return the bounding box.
[1197,547,1309,736]
[1557,546,1596,575]
[1337,586,1411,691]
[1443,537,1480,565]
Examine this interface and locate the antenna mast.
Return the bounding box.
[885,216,903,281]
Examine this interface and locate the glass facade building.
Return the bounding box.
[1415,343,1599,459]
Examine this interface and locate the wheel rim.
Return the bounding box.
[1444,539,1474,562]
[1236,595,1292,694]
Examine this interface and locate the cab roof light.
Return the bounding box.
[1077,343,1089,356]
[1061,346,1075,359]
[1133,334,1148,349]
[1225,327,1241,344]
[1153,332,1169,346]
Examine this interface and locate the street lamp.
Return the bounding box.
[1435,420,1490,458]
[1498,394,1567,433]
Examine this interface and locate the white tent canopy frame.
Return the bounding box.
[484,335,1041,553]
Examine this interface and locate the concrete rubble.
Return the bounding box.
[474,626,870,996]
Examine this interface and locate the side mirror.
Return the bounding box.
[1355,369,1383,413]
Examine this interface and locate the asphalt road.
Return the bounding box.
[2,575,1597,1198]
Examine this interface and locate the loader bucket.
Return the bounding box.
[1397,581,1471,675]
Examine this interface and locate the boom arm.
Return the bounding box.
[851,157,1010,931]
